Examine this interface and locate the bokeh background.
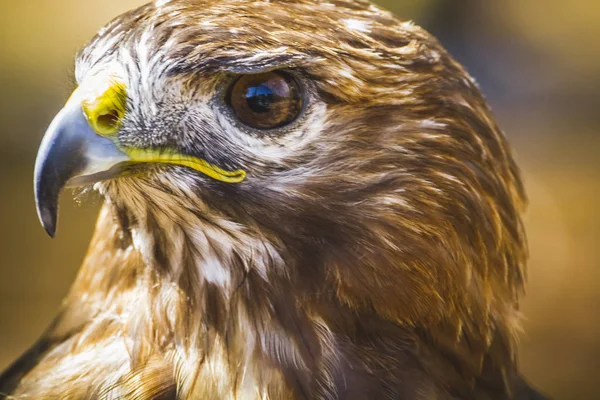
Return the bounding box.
[0,1,598,398]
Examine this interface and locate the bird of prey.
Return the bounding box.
[0,0,547,399]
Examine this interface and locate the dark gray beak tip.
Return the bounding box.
[45,227,57,239]
[34,164,60,238]
[39,207,58,238]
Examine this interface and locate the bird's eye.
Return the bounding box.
[227,71,303,130]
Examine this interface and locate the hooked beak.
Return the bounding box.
[34,97,129,237]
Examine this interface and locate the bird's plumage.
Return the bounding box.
[1,0,546,398]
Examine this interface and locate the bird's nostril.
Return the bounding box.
[95,110,121,135]
[80,80,127,137]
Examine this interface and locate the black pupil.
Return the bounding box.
[246,84,276,114]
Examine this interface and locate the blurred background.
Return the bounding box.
[0,1,598,398]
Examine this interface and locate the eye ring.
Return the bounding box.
[226,71,304,130]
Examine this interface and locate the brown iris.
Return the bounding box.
[228,71,303,130]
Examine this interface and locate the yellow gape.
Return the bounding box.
[124,148,247,183]
[78,80,247,184]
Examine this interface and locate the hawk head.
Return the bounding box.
[25,0,533,398]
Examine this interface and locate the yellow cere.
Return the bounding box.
[123,148,247,184]
[81,81,127,136]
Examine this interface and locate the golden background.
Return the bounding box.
[0,1,598,398]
